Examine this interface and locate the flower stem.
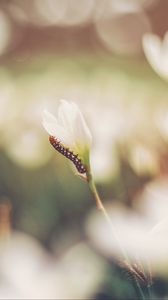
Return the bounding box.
[133,280,146,300]
[88,175,128,261]
[86,171,146,300]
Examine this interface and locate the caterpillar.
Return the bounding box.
[49,136,87,174]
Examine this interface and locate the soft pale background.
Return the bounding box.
[0,0,168,299]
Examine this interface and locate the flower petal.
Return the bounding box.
[42,101,92,163]
[42,109,58,136]
[42,109,58,124]
[58,100,92,151]
[42,109,73,146]
[73,107,92,148]
[58,100,77,133]
[161,31,168,74]
[143,33,162,75]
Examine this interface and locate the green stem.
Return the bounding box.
[133,280,145,300]
[146,284,153,300]
[88,175,128,261]
[87,171,146,300]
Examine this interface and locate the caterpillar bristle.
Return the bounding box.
[119,260,148,285]
[49,136,87,174]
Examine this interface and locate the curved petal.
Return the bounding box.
[162,31,168,54]
[55,126,74,146]
[42,102,92,160]
[42,109,58,136]
[42,109,73,146]
[43,120,73,146]
[58,100,77,133]
[42,109,58,124]
[143,33,162,74]
[73,108,92,148]
[161,31,168,75]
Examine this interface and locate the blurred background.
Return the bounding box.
[1,0,168,299]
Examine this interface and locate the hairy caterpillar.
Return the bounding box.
[49,136,87,174]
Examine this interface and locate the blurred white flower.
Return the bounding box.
[86,178,168,275]
[42,100,92,173]
[89,103,123,181]
[139,178,168,222]
[129,143,158,175]
[0,232,105,299]
[155,107,168,141]
[5,127,51,169]
[143,32,168,80]
[96,10,151,56]
[91,144,119,182]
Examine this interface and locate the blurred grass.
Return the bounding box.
[2,53,168,88]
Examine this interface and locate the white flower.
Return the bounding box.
[42,100,92,172]
[143,32,168,80]
[0,231,105,299]
[86,178,168,275]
